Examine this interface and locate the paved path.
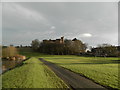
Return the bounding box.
[39,58,107,89]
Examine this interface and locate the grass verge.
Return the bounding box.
[2,57,68,88]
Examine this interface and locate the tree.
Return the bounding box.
[64,39,86,55]
[71,39,87,54]
[64,39,73,54]
[0,45,2,57]
[33,38,87,55]
[91,44,118,57]
[31,39,40,51]
[2,46,18,58]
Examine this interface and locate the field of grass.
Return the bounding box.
[2,57,68,88]
[18,48,50,58]
[44,56,119,89]
[17,49,119,89]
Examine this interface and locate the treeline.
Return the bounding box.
[31,39,119,57]
[91,44,119,57]
[31,39,87,55]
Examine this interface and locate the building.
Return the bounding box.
[43,36,64,44]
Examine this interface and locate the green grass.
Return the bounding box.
[17,49,119,89]
[2,57,68,88]
[18,48,51,58]
[44,56,119,89]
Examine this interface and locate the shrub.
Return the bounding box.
[2,46,18,58]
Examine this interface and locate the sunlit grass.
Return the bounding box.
[2,57,68,88]
[18,50,119,89]
[44,56,119,89]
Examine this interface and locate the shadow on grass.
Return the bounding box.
[53,60,120,65]
[45,58,79,59]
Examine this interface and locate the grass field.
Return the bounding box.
[2,57,68,88]
[44,56,119,89]
[16,48,119,89]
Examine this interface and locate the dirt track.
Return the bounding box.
[39,58,107,89]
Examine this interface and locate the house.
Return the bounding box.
[43,36,64,44]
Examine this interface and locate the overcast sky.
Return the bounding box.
[2,2,118,47]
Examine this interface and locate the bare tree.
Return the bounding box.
[31,39,40,51]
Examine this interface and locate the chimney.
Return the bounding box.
[61,36,64,43]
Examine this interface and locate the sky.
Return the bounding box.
[2,2,118,47]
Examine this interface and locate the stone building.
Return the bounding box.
[43,36,64,44]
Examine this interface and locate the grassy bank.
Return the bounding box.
[44,56,119,89]
[2,57,68,88]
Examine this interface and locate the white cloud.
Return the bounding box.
[75,33,92,38]
[82,33,92,37]
[50,26,56,29]
[63,32,92,40]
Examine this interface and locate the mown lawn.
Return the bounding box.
[43,56,119,89]
[18,50,119,89]
[2,57,68,88]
